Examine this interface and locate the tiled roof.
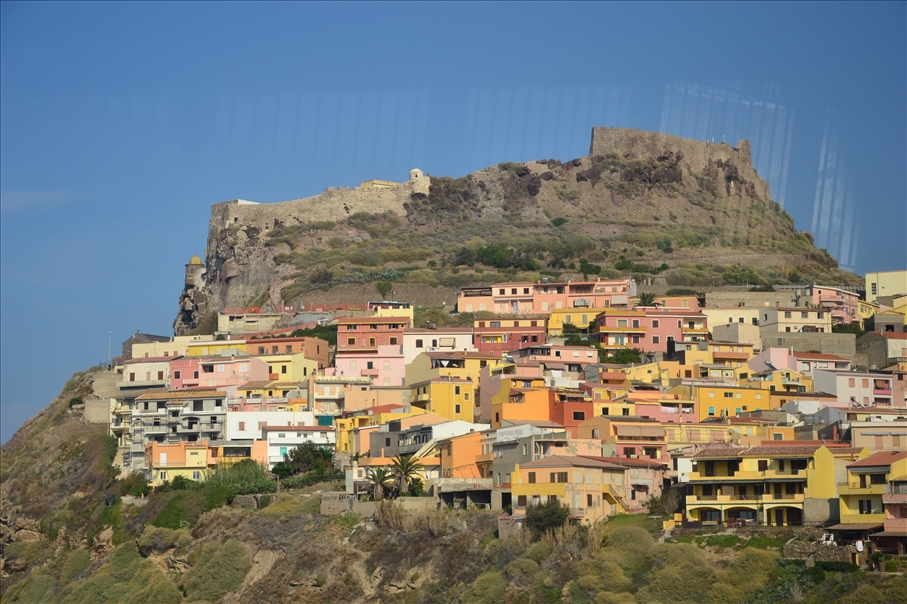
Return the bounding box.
[124,356,181,364]
[583,455,667,469]
[848,450,907,468]
[136,389,226,401]
[239,380,272,390]
[520,454,624,470]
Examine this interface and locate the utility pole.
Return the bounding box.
[107,331,112,369]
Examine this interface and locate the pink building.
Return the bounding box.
[802,285,861,325]
[593,308,708,354]
[748,348,798,375]
[333,344,406,386]
[170,356,270,396]
[335,316,408,386]
[457,277,636,315]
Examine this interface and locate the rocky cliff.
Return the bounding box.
[173,127,860,335]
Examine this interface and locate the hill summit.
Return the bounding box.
[174,127,859,335]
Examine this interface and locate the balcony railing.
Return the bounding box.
[689,469,807,481]
[873,388,893,395]
[839,483,886,496]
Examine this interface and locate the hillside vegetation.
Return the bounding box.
[258,154,859,307]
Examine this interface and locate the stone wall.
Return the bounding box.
[783,540,862,565]
[760,332,857,359]
[320,491,439,516]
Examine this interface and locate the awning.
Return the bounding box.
[870,531,907,538]
[826,523,884,531]
[614,425,665,438]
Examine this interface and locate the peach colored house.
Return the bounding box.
[472,317,548,355]
[457,277,636,314]
[577,415,668,461]
[438,430,485,479]
[170,356,270,395]
[333,344,406,387]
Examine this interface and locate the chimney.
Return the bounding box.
[832,424,838,442]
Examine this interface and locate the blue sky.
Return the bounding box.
[1,2,904,443]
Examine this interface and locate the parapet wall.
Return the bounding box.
[590,127,771,203]
[208,171,430,243]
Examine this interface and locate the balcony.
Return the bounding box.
[761,492,805,503]
[689,469,807,481]
[882,491,907,505]
[839,483,886,496]
[883,518,907,531]
[686,493,765,505]
[361,368,379,377]
[873,388,893,396]
[476,453,493,463]
[413,392,431,403]
[840,512,886,525]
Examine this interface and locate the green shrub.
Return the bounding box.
[137,526,193,554]
[59,549,92,584]
[525,500,570,541]
[181,539,249,602]
[816,560,860,573]
[1,571,58,603]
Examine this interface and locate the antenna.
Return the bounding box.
[636,118,640,130]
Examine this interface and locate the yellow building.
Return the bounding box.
[546,308,606,337]
[187,339,247,357]
[693,385,771,420]
[858,300,879,325]
[865,270,907,305]
[837,450,907,525]
[405,351,502,387]
[410,377,475,422]
[248,352,319,382]
[745,368,812,394]
[490,387,552,429]
[511,455,628,524]
[334,405,438,454]
[685,444,865,526]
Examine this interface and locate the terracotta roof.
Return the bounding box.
[848,450,907,468]
[582,455,667,469]
[519,454,624,470]
[136,389,226,401]
[743,445,823,457]
[692,447,746,459]
[827,523,884,531]
[882,332,907,340]
[124,355,181,364]
[239,381,272,390]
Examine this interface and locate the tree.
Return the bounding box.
[367,468,394,500]
[391,455,423,496]
[376,281,394,300]
[599,347,643,365]
[282,442,331,476]
[525,499,570,541]
[635,292,657,307]
[833,323,866,337]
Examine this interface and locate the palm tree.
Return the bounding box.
[635,292,657,308]
[367,467,393,500]
[391,454,423,496]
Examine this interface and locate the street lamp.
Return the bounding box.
[107,331,112,369]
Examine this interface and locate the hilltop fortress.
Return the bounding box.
[175,127,776,335]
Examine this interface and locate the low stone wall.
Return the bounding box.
[320,492,439,516]
[783,540,861,565]
[230,493,275,509]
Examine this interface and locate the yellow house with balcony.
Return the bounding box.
[745,368,812,394]
[837,450,907,526]
[546,308,606,336]
[511,455,628,524]
[685,444,866,527]
[405,351,502,387]
[144,440,210,486]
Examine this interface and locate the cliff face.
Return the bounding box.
[173,127,856,335]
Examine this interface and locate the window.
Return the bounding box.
[573,411,585,421]
[517,495,527,507]
[415,339,423,348]
[528,472,536,484]
[281,365,287,374]
[455,404,461,414]
[801,311,809,318]
[258,346,265,354]
[389,336,398,345]
[369,337,376,346]
[383,361,390,370]
[708,406,715,416]
[784,311,792,318]
[724,392,733,398]
[859,499,873,514]
[286,345,293,353]
[455,386,461,395]
[192,471,201,480]
[550,472,568,483]
[652,320,659,328]
[174,371,181,379]
[622,407,630,416]
[347,337,356,345]
[160,471,167,480]
[239,422,245,430]
[632,319,639,328]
